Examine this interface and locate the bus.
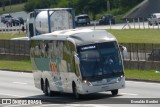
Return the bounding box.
[30,29,125,98]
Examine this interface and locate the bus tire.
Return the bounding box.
[111,89,118,96]
[41,79,45,93]
[44,80,52,96]
[72,83,80,99]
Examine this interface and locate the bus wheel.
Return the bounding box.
[41,79,45,93]
[111,89,118,96]
[73,84,80,99]
[45,81,51,96]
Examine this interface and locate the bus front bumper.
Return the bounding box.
[78,77,125,95]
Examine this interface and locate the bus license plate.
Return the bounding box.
[101,86,109,90]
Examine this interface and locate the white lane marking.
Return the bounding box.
[0,92,25,97]
[12,82,27,85]
[120,92,138,96]
[2,105,22,107]
[34,104,111,107]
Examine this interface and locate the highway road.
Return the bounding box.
[0,21,160,32]
[0,70,159,107]
[78,21,160,30]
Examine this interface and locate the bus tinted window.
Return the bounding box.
[78,41,123,80]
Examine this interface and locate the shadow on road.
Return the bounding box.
[20,92,122,104]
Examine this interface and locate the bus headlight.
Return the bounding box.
[117,77,121,82]
[117,75,124,82]
[83,80,93,86]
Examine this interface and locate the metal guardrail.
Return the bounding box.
[122,18,160,30]
[0,40,160,70]
[0,40,30,60]
[0,28,22,32]
[120,43,160,62]
[0,23,25,33]
[0,41,160,62]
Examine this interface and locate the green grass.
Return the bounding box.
[0,3,25,14]
[0,60,32,71]
[107,29,160,43]
[1,29,160,42]
[0,33,25,40]
[0,29,160,81]
[0,60,159,81]
[125,70,160,81]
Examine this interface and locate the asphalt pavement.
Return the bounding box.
[0,20,160,32]
[0,70,159,107]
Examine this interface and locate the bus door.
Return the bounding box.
[61,41,80,92]
[68,41,81,90]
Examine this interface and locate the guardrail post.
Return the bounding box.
[138,18,140,29]
[133,18,135,29]
[130,43,132,61]
[94,20,96,30]
[143,18,145,29]
[18,23,21,34]
[109,19,111,30]
[144,43,146,61]
[148,21,150,29]
[137,44,139,61]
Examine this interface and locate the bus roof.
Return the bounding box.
[31,29,116,45]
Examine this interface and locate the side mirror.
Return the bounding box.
[74,52,80,64]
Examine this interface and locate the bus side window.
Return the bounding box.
[63,41,72,72]
[68,41,80,76]
[63,41,80,76]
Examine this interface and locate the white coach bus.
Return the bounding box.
[30,29,125,98]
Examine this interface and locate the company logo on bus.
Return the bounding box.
[81,45,96,50]
[49,62,58,76]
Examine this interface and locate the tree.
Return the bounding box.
[25,0,59,12]
[119,0,143,8]
[24,0,143,19]
[1,0,8,11]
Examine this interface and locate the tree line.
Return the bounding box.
[24,0,143,19]
[0,0,27,11]
[0,0,26,6]
[1,0,144,19]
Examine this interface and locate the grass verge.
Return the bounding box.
[0,3,25,14]
[0,60,160,81]
[125,69,160,81]
[0,60,32,71]
[0,33,25,40]
[107,29,160,43]
[1,29,160,43]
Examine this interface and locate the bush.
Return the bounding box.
[96,8,129,23]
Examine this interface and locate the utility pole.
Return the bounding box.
[2,1,5,11]
[10,0,11,10]
[1,0,8,11]
[107,0,110,11]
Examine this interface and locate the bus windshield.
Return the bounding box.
[77,41,123,81]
